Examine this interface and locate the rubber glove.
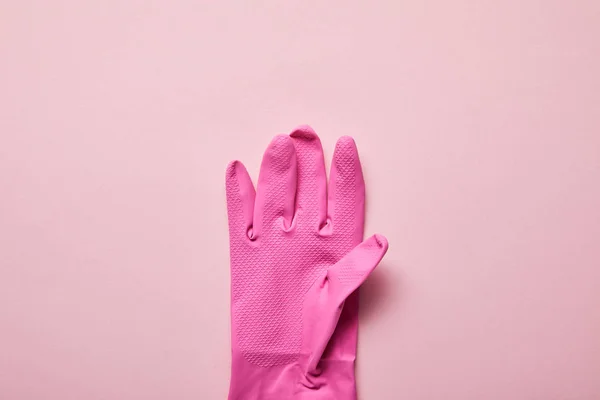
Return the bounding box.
[226,126,388,399]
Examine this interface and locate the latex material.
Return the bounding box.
[226,126,388,399]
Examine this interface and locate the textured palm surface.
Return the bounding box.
[226,126,365,367]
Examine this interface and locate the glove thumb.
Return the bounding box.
[302,234,389,375]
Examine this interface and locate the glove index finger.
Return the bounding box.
[328,136,365,241]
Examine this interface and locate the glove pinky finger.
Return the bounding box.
[226,160,256,241]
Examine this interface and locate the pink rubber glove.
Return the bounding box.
[226,126,388,400]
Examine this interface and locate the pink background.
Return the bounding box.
[1,1,600,399]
